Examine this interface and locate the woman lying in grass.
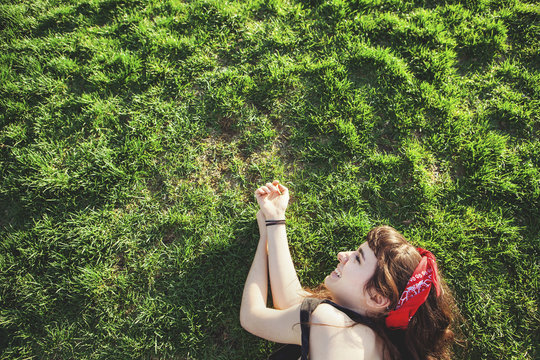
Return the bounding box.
[240,181,459,360]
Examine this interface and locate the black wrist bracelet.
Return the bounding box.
[265,219,286,226]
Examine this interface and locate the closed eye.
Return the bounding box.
[357,248,366,263]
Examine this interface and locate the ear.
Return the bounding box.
[367,292,391,312]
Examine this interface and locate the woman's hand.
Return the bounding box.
[255,180,289,220]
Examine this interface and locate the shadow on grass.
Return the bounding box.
[31,0,145,37]
[129,217,266,358]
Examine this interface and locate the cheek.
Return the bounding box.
[343,269,367,289]
[350,269,372,289]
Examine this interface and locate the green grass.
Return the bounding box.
[0,0,538,358]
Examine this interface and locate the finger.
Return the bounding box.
[267,183,283,196]
[272,180,283,194]
[255,187,270,198]
[261,186,271,194]
[266,182,279,194]
[277,183,288,194]
[273,180,286,194]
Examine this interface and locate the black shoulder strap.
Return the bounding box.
[300,297,323,360]
[300,298,376,360]
[320,300,376,327]
[267,344,301,360]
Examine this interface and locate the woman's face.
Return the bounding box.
[324,242,379,314]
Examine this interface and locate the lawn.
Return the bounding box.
[0,0,538,359]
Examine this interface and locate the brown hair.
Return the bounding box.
[364,226,460,360]
[309,226,462,360]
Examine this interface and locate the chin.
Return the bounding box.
[323,276,334,290]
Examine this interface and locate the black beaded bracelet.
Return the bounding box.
[265,219,286,226]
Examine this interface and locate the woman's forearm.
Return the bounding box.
[239,236,268,330]
[267,224,309,309]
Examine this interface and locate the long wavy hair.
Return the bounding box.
[364,226,461,360]
[310,226,462,360]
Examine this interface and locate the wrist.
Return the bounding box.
[264,212,286,220]
[266,223,286,233]
[265,219,286,227]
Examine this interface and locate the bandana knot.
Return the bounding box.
[385,247,441,330]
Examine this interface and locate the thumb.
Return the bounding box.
[272,180,288,194]
[277,183,288,194]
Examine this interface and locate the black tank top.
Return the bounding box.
[267,298,375,360]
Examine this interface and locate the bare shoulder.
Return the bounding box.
[311,303,351,326]
[309,304,383,360]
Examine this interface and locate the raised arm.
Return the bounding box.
[256,181,310,310]
[239,210,301,344]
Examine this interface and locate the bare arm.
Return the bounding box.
[267,222,310,309]
[256,181,310,310]
[239,211,302,345]
[240,211,269,328]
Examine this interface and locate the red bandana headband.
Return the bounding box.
[385,247,441,330]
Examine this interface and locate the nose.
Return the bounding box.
[337,252,350,264]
